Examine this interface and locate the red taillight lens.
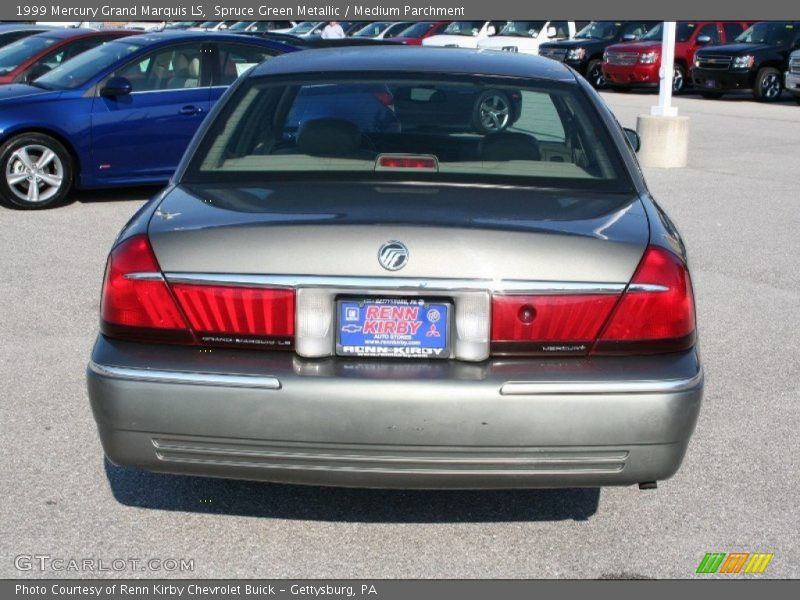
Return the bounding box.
[491,294,619,356]
[171,284,294,348]
[100,235,192,343]
[594,246,696,354]
[378,155,438,170]
[490,246,697,357]
[100,235,296,350]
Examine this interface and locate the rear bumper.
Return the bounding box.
[692,68,754,91]
[602,63,660,86]
[87,337,703,489]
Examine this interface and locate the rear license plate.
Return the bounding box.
[705,79,717,89]
[336,298,451,359]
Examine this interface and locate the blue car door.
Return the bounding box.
[90,42,212,184]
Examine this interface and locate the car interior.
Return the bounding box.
[197,80,619,182]
[115,45,204,91]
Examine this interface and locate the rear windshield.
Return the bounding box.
[183,75,632,192]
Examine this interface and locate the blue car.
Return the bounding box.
[0,31,297,209]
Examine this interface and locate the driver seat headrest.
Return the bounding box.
[296,118,363,157]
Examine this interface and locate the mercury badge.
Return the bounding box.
[378,240,409,271]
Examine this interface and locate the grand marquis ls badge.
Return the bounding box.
[378,241,409,271]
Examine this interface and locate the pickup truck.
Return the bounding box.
[603,21,750,93]
[693,21,800,101]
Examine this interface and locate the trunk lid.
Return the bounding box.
[148,183,649,284]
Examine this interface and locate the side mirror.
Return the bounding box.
[624,128,641,152]
[547,26,557,38]
[622,33,637,41]
[487,26,496,36]
[101,76,132,97]
[696,35,712,45]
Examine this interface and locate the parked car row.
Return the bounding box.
[1,20,799,209]
[19,19,800,101]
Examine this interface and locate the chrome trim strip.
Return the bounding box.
[124,272,164,281]
[88,362,281,390]
[499,369,703,396]
[627,283,669,293]
[129,87,210,96]
[164,273,627,295]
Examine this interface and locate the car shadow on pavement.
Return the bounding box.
[73,186,164,205]
[104,460,600,522]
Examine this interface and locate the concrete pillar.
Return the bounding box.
[636,114,690,168]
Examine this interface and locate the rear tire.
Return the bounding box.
[752,67,782,102]
[0,133,74,210]
[793,95,800,105]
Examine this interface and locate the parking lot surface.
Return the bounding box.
[0,91,798,579]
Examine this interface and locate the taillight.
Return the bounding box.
[171,284,294,349]
[491,295,619,356]
[594,246,696,354]
[100,235,192,343]
[490,246,696,357]
[100,234,295,350]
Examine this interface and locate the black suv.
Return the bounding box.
[693,21,800,101]
[539,21,659,88]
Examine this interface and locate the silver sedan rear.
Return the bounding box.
[87,48,702,489]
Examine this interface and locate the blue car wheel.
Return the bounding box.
[0,133,73,210]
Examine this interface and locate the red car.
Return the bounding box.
[0,28,135,85]
[602,21,751,93]
[385,21,450,45]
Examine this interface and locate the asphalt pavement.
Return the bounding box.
[0,90,798,579]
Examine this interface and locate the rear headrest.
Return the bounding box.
[173,54,190,72]
[296,118,361,157]
[188,57,200,78]
[480,132,541,162]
